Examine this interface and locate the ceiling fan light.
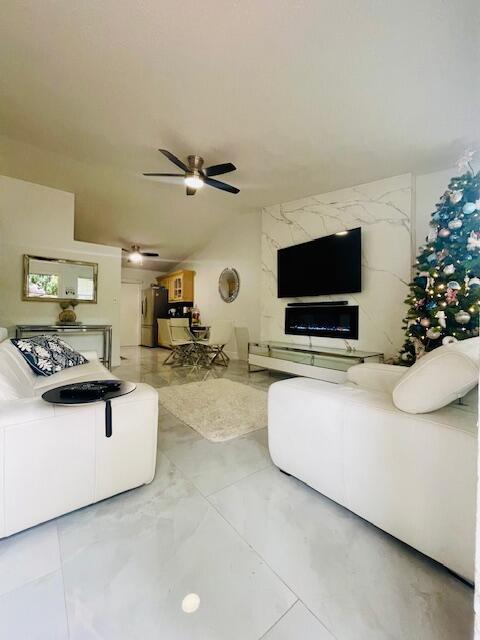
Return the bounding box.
[185,174,204,190]
[129,250,143,264]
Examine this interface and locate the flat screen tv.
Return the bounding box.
[277,227,361,297]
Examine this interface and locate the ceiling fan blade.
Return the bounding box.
[140,252,160,257]
[158,149,188,172]
[204,162,236,177]
[186,186,196,196]
[143,173,184,177]
[204,177,240,194]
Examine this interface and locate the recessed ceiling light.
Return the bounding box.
[181,593,200,613]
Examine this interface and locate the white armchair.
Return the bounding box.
[0,337,158,538]
[268,342,478,582]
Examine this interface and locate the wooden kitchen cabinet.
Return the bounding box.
[157,270,195,303]
[157,275,171,298]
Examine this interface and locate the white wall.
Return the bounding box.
[261,174,412,358]
[0,175,122,365]
[121,267,165,289]
[176,211,262,360]
[414,167,456,248]
[120,282,141,346]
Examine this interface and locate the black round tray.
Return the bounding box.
[42,380,136,437]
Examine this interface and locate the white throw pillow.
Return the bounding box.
[393,344,478,414]
[447,336,480,366]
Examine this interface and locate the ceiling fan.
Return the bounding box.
[122,245,159,264]
[143,149,240,196]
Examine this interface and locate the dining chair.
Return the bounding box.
[200,321,234,366]
[163,318,194,366]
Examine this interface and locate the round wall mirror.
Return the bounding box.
[218,268,240,303]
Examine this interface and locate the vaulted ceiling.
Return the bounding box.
[1,0,479,268]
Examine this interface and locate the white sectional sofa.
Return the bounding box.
[0,337,158,538]
[268,342,478,582]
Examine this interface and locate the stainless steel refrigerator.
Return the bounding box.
[141,287,169,347]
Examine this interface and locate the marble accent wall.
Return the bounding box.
[261,174,412,358]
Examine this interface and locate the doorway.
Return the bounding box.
[120,282,141,346]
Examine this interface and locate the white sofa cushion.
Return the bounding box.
[393,344,478,414]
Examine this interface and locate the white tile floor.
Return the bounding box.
[0,347,473,639]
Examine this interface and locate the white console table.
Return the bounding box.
[248,341,383,383]
[15,324,113,370]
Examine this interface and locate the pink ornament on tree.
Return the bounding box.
[467,231,480,251]
[445,287,457,304]
[449,190,463,204]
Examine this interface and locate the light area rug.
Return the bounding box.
[158,378,267,442]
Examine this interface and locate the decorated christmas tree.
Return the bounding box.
[398,154,480,364]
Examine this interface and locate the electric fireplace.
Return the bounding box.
[285,304,359,340]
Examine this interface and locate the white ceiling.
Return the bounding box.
[1,0,479,268]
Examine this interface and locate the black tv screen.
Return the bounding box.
[277,227,361,297]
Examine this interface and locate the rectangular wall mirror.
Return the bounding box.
[23,255,98,303]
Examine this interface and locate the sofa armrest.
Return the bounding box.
[347,363,406,394]
[0,397,55,428]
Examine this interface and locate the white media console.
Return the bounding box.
[248,341,383,383]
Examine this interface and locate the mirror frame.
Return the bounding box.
[218,267,240,303]
[23,254,98,303]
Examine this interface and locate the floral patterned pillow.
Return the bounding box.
[10,336,88,377]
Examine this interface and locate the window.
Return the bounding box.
[77,277,94,301]
[28,273,59,297]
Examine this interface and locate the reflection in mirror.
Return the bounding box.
[23,255,98,303]
[218,268,240,303]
